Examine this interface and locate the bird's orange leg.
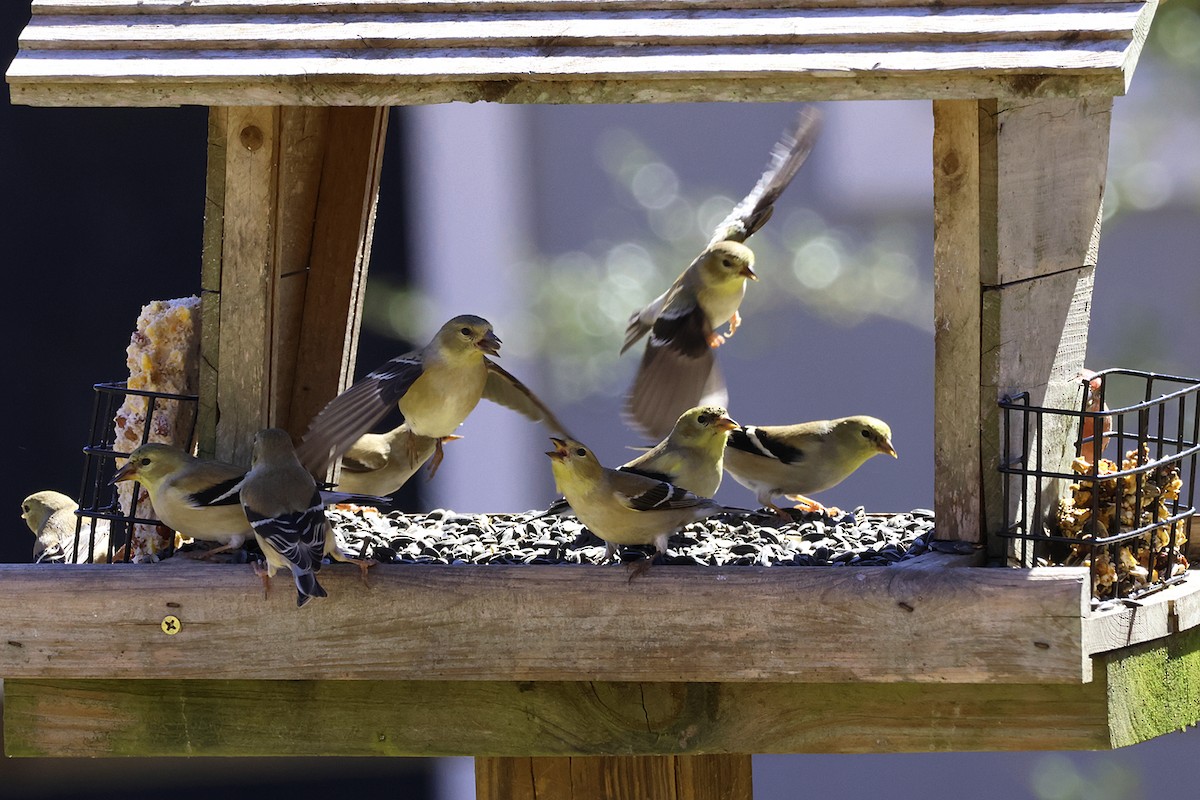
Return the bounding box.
[251,561,271,600]
[726,310,742,338]
[784,494,842,518]
[329,546,376,587]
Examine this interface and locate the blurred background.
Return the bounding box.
[3,1,1200,797]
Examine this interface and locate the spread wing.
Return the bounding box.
[709,106,822,246]
[296,353,426,475]
[625,343,727,441]
[483,359,573,438]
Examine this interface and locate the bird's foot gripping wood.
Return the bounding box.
[251,560,271,600]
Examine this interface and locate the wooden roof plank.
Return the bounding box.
[20,7,1144,51]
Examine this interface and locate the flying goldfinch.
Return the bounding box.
[21,490,110,564]
[112,442,387,558]
[623,108,822,439]
[297,314,571,476]
[546,436,735,572]
[723,415,897,516]
[334,424,461,496]
[241,428,372,608]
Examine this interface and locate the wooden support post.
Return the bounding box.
[932,97,1111,549]
[475,755,753,800]
[197,106,388,463]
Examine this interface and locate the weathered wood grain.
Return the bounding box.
[476,755,753,800]
[288,106,388,440]
[8,1,1159,106]
[214,105,280,464]
[20,8,1145,50]
[2,677,1112,757]
[932,99,984,545]
[197,106,227,460]
[0,560,1090,684]
[931,97,1110,560]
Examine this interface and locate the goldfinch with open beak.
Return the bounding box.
[623,108,822,439]
[724,415,897,515]
[111,442,387,558]
[241,429,372,607]
[298,314,571,476]
[546,436,734,572]
[21,490,110,564]
[334,424,461,497]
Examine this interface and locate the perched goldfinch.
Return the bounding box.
[546,436,735,571]
[544,405,737,522]
[241,428,372,608]
[112,442,388,558]
[297,314,571,475]
[724,415,897,515]
[112,443,251,557]
[21,490,110,564]
[334,424,461,497]
[623,108,822,439]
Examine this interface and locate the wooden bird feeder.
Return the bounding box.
[7,1,1200,797]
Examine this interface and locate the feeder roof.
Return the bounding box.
[7,0,1158,107]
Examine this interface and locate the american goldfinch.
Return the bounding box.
[541,405,736,519]
[297,314,571,475]
[112,442,388,558]
[1078,368,1112,465]
[546,436,735,572]
[622,108,822,439]
[724,415,897,515]
[334,424,461,497]
[241,428,372,608]
[21,490,110,564]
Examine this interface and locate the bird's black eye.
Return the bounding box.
[861,429,871,439]
[140,457,152,466]
[460,327,472,336]
[697,414,710,424]
[721,259,732,268]
[574,448,587,457]
[21,504,29,514]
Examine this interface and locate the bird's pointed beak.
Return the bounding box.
[110,460,137,485]
[477,330,502,357]
[715,414,739,432]
[741,264,758,281]
[545,437,569,461]
[881,440,898,458]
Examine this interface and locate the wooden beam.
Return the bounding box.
[198,105,386,462]
[0,560,1092,684]
[1103,624,1200,748]
[2,678,1110,758]
[476,755,753,800]
[931,97,1111,552]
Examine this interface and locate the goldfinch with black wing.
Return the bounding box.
[242,429,373,607]
[546,436,736,572]
[623,108,822,439]
[298,314,570,475]
[724,415,896,516]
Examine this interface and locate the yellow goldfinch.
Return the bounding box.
[21,490,110,564]
[241,428,372,608]
[111,442,388,558]
[723,415,897,515]
[334,424,460,497]
[546,436,735,571]
[623,108,822,439]
[543,405,737,521]
[112,443,251,557]
[297,314,571,475]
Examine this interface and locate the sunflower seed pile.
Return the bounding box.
[326,505,937,567]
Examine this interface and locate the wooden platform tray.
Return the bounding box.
[3,556,1198,756]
